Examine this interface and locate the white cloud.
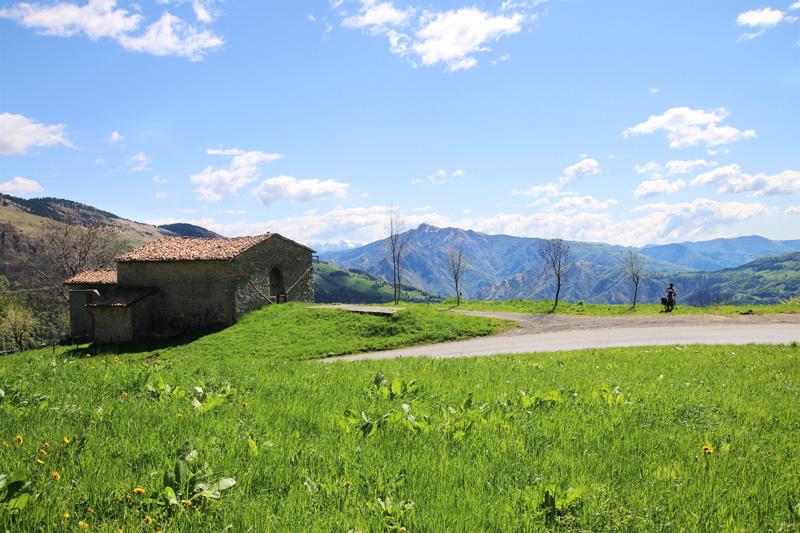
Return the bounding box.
[649,87,660,94]
[152,175,168,184]
[118,12,223,61]
[0,176,44,195]
[560,157,600,184]
[692,165,800,196]
[513,157,600,198]
[413,8,525,71]
[337,2,534,71]
[737,7,786,27]
[792,2,800,10]
[552,195,617,211]
[192,197,772,247]
[129,152,150,173]
[634,161,662,176]
[665,159,715,175]
[0,112,71,155]
[343,0,413,29]
[154,191,172,200]
[0,0,141,39]
[412,168,466,185]
[786,206,800,215]
[0,0,222,60]
[623,107,757,151]
[189,148,283,202]
[634,178,686,199]
[253,175,349,206]
[108,130,123,143]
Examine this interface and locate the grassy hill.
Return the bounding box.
[1,305,798,530]
[314,262,440,304]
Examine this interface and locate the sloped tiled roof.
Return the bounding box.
[86,287,157,308]
[115,234,277,262]
[64,269,118,285]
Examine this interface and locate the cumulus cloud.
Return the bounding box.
[0,176,44,195]
[108,130,123,143]
[514,157,600,197]
[634,178,686,199]
[336,1,534,71]
[0,0,223,60]
[129,152,150,173]
[412,168,465,185]
[664,159,715,175]
[691,164,800,196]
[623,107,756,151]
[0,112,71,155]
[736,7,795,40]
[189,196,772,247]
[552,195,617,211]
[189,148,283,202]
[253,175,349,206]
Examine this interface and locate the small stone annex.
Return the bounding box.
[64,233,314,343]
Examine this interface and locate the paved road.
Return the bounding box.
[324,313,800,362]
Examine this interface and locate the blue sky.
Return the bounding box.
[1,0,799,247]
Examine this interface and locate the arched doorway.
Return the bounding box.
[269,267,285,302]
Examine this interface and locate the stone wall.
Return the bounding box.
[90,307,132,343]
[66,284,104,339]
[117,261,236,335]
[234,237,314,317]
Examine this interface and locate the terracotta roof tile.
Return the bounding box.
[116,234,275,262]
[64,269,118,285]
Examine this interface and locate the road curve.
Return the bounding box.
[323,323,800,363]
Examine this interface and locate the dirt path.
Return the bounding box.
[324,312,800,363]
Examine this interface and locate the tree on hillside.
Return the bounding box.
[537,237,572,311]
[620,247,645,309]
[1,301,39,352]
[447,246,468,306]
[27,224,124,301]
[386,208,410,305]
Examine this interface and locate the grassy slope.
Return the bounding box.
[314,262,437,304]
[445,298,800,315]
[2,331,799,530]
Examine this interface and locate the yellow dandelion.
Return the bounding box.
[63,512,71,520]
[36,459,45,466]
[77,520,89,529]
[242,400,248,408]
[124,495,132,503]
[133,487,145,495]
[342,479,352,488]
[113,356,121,363]
[42,442,50,449]
[52,471,61,481]
[181,499,192,507]
[143,515,154,525]
[87,506,94,514]
[703,444,714,456]
[176,412,183,419]
[63,436,70,445]
[399,528,407,533]
[38,448,48,456]
[15,434,23,445]
[120,391,128,398]
[502,423,511,431]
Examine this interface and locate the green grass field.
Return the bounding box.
[444,297,800,316]
[2,306,799,531]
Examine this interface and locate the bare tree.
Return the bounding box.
[537,237,572,310]
[27,224,124,301]
[620,247,645,309]
[386,208,409,305]
[447,246,468,306]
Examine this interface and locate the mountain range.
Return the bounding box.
[322,224,800,305]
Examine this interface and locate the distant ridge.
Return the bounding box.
[159,223,222,239]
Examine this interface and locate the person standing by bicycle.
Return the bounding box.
[665,283,677,312]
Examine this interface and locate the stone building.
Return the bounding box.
[64,233,314,343]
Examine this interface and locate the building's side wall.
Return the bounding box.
[117,261,236,335]
[89,307,133,343]
[234,237,314,317]
[66,284,104,339]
